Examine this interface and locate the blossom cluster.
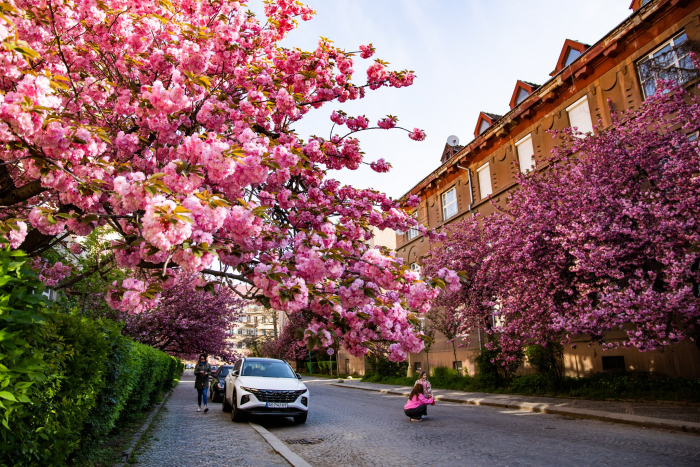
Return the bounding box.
[424,85,700,362]
[0,0,453,361]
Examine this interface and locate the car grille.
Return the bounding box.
[247,389,306,403]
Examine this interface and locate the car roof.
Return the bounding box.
[242,358,285,363]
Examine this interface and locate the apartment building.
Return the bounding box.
[229,302,281,357]
[396,0,700,378]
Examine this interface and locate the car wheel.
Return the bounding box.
[222,393,232,412]
[293,412,308,424]
[231,391,247,422]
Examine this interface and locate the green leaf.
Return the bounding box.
[0,391,17,402]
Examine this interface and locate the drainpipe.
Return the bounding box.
[457,165,475,217]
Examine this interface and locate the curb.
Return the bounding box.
[328,383,700,435]
[113,389,174,467]
[249,422,313,467]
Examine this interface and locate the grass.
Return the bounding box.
[360,368,700,402]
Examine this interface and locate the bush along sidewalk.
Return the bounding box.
[0,248,183,467]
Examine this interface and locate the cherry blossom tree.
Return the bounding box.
[427,84,700,362]
[121,274,244,361]
[0,0,454,360]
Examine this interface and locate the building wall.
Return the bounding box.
[395,0,700,379]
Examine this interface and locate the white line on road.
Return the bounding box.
[249,422,313,467]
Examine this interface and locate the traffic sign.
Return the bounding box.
[327,348,334,356]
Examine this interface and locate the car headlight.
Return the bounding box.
[218,381,224,388]
[239,386,256,394]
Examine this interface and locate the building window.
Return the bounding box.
[453,361,463,373]
[477,164,492,200]
[566,95,594,136]
[602,356,626,371]
[246,315,251,323]
[563,48,581,67]
[515,87,530,106]
[237,328,242,335]
[441,187,458,221]
[407,226,420,240]
[478,119,490,135]
[410,262,421,273]
[516,134,536,174]
[638,31,693,99]
[262,317,267,323]
[414,362,422,372]
[688,131,698,142]
[261,329,266,336]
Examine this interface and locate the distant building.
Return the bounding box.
[228,302,282,357]
[395,0,700,379]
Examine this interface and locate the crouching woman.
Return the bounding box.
[404,383,435,422]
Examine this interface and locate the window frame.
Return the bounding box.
[476,163,492,200]
[441,187,458,221]
[407,226,420,240]
[566,95,594,137]
[515,134,536,174]
[637,30,692,99]
[409,262,421,274]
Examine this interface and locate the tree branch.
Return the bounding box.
[0,180,47,207]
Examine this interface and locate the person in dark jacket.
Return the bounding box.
[194,354,211,412]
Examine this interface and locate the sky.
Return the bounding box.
[250,0,633,199]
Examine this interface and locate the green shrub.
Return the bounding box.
[365,352,408,377]
[525,343,564,381]
[0,248,181,467]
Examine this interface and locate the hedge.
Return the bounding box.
[0,248,182,467]
[306,361,337,375]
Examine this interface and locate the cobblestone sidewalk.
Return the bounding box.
[134,371,290,467]
[334,379,700,423]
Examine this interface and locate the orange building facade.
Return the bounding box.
[392,0,700,379]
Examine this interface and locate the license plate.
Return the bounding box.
[266,402,288,408]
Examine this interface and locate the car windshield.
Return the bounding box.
[218,367,231,377]
[241,361,295,378]
[210,365,218,371]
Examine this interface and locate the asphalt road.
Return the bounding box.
[255,378,700,467]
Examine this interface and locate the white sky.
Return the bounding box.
[251,0,633,199]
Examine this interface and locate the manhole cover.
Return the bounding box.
[285,438,323,445]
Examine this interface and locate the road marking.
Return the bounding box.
[249,422,313,467]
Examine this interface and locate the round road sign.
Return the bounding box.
[327,348,334,356]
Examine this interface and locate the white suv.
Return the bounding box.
[223,357,309,423]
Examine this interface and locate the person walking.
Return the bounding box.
[194,354,211,412]
[404,383,434,422]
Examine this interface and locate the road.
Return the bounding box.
[257,378,700,467]
[137,375,700,467]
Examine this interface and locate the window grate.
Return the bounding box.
[247,389,306,403]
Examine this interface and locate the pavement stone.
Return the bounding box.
[134,370,290,467]
[258,379,700,467]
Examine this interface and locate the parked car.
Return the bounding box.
[223,357,308,424]
[209,365,234,403]
[209,365,218,377]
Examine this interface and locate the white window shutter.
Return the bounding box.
[566,96,594,136]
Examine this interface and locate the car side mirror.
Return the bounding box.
[296,373,302,380]
[232,370,239,376]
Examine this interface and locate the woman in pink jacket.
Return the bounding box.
[404,383,435,422]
